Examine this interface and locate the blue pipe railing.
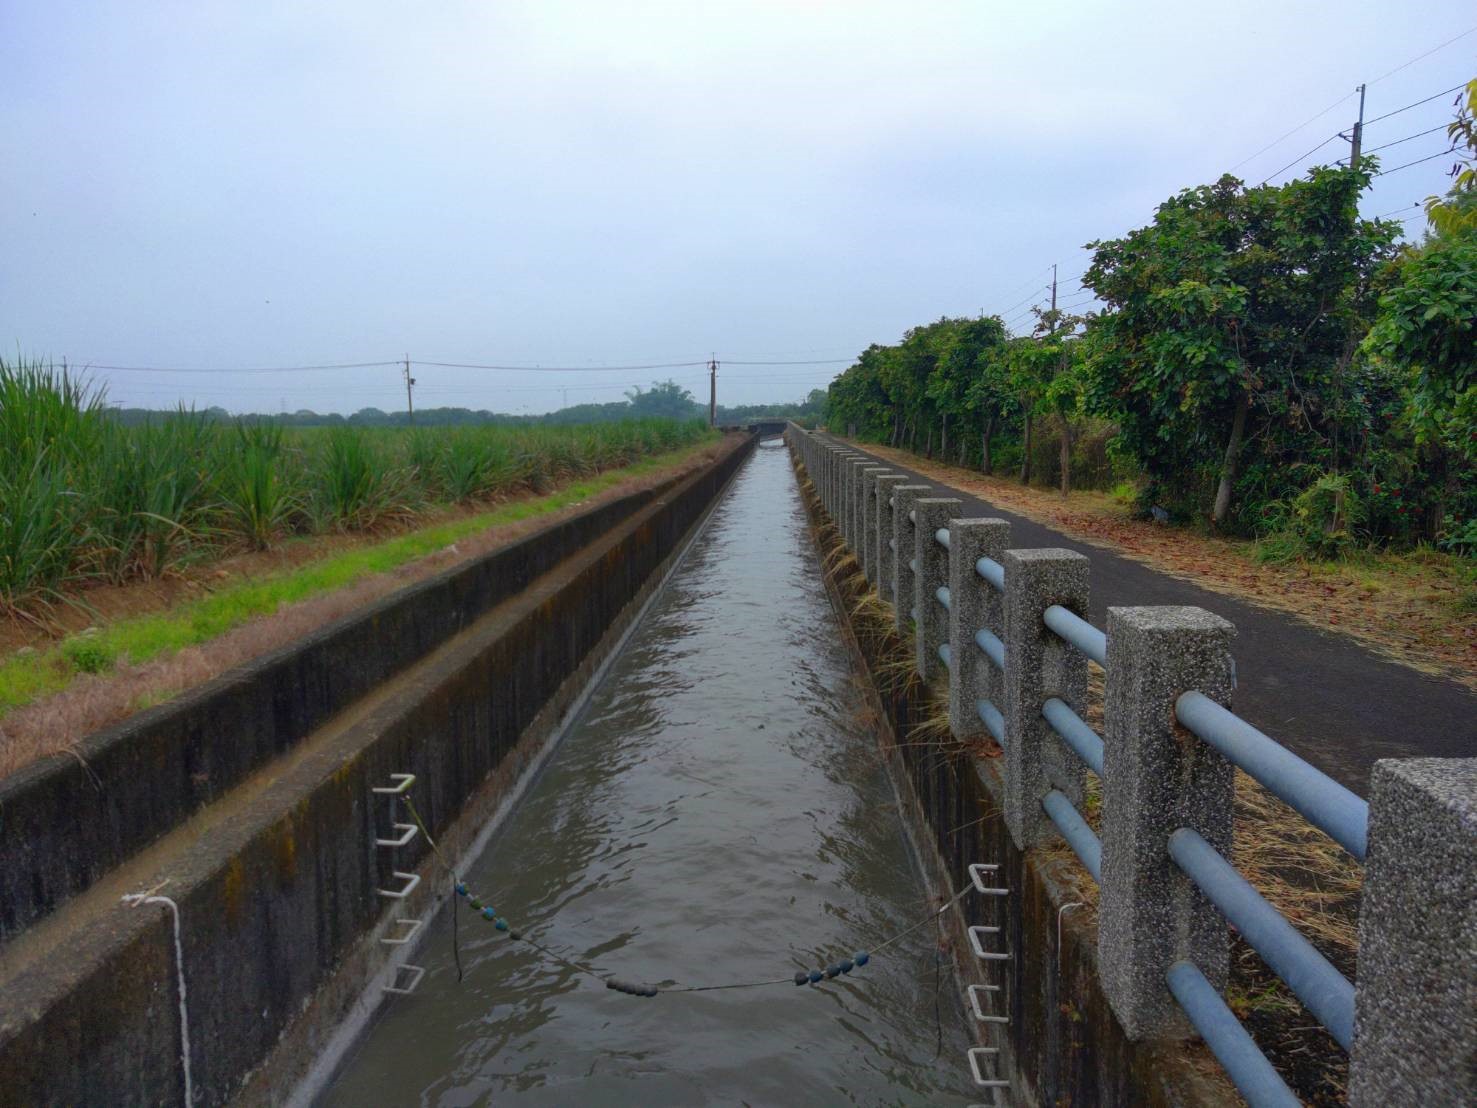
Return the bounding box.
[974,627,1005,671]
[1043,604,1107,666]
[1041,789,1101,881]
[1167,962,1300,1108]
[935,527,950,549]
[976,700,1005,746]
[1168,828,1355,1050]
[975,556,1004,591]
[936,586,950,610]
[1041,698,1104,775]
[1175,692,1368,861]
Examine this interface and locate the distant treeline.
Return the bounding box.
[107,379,828,429]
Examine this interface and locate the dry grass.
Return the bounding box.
[0,447,719,779]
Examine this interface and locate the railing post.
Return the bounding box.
[826,444,841,517]
[912,498,960,681]
[844,452,862,552]
[1098,605,1236,1039]
[890,484,931,634]
[947,519,1010,741]
[858,467,888,582]
[1001,549,1090,848]
[873,475,910,606]
[848,457,871,555]
[1348,757,1477,1105]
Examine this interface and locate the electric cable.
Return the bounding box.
[1375,149,1459,177]
[1368,27,1477,86]
[1365,83,1468,127]
[1261,132,1344,183]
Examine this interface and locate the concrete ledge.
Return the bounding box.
[0,472,684,942]
[0,437,753,1107]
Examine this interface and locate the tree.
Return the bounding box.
[1364,224,1477,465]
[1083,167,1399,527]
[1424,78,1477,236]
[625,380,701,420]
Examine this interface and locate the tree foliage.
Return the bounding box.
[1081,167,1399,526]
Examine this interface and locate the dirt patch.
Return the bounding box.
[0,440,730,778]
[852,442,1477,690]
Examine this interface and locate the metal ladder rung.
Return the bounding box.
[382,963,425,995]
[967,984,1009,1022]
[376,871,421,900]
[372,773,417,795]
[968,926,1011,960]
[969,864,1008,895]
[380,917,423,946]
[375,822,419,848]
[967,1047,1010,1088]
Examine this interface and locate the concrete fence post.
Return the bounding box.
[1001,549,1090,849]
[1348,757,1477,1106]
[825,444,840,517]
[849,458,872,556]
[844,452,862,552]
[1098,605,1236,1040]
[858,467,889,582]
[947,519,1010,741]
[873,475,910,606]
[912,498,961,681]
[889,485,931,634]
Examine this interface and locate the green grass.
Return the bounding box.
[0,444,706,718]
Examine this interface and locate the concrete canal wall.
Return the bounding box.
[0,435,753,1107]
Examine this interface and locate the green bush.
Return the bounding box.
[1255,473,1367,563]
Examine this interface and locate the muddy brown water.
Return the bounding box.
[319,441,972,1106]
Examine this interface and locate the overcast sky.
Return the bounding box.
[3,2,1473,415]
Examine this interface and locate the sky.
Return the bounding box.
[2,2,1474,416]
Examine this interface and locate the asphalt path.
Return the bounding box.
[821,436,1477,796]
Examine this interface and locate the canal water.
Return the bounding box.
[320,440,971,1106]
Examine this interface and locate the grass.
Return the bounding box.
[0,357,712,618]
[0,445,706,720]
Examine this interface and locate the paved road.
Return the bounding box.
[821,436,1477,796]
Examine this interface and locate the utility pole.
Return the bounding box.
[1349,83,1367,170]
[1049,263,1058,317]
[708,357,718,428]
[403,354,415,425]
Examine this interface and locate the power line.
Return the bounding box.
[1368,26,1477,86]
[413,358,708,372]
[1358,123,1452,156]
[1228,91,1357,173]
[1375,148,1459,177]
[80,360,399,375]
[1261,132,1343,183]
[723,358,854,366]
[1365,83,1468,127]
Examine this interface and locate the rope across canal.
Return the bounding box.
[401,796,981,999]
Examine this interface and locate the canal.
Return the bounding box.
[319,440,971,1106]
